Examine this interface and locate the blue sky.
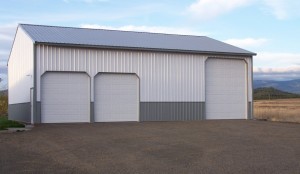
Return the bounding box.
[1,0,300,89]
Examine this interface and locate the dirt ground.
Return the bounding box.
[254,98,300,123]
[0,120,300,174]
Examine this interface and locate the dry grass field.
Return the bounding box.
[254,98,300,123]
[0,95,8,116]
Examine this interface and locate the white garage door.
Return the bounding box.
[41,72,90,123]
[94,74,139,122]
[205,58,247,119]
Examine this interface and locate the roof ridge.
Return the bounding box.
[19,23,207,38]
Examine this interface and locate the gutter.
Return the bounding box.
[35,42,257,57]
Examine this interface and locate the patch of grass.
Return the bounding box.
[0,117,25,130]
[254,98,300,123]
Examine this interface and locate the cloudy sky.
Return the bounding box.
[1,0,300,89]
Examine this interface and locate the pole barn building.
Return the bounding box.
[8,24,256,124]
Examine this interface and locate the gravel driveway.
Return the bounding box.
[0,120,299,174]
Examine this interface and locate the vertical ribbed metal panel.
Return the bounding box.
[36,45,206,102]
[8,28,34,104]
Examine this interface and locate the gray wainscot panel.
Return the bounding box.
[140,102,205,121]
[8,102,31,123]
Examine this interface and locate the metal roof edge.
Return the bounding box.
[204,36,256,56]
[35,42,256,57]
[19,24,256,56]
[19,23,208,38]
[19,24,257,56]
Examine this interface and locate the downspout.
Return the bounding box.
[33,43,38,123]
[251,56,254,119]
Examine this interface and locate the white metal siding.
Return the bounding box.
[41,72,90,123]
[205,58,247,119]
[8,28,34,104]
[94,74,139,122]
[36,45,206,102]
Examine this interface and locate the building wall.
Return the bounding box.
[35,44,253,121]
[8,27,34,122]
[36,45,207,102]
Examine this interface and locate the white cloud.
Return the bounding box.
[187,0,300,20]
[263,0,288,19]
[0,34,13,41]
[262,0,300,20]
[84,0,109,2]
[254,52,300,80]
[254,66,300,73]
[187,0,254,20]
[0,23,17,43]
[224,38,267,48]
[0,23,17,67]
[255,52,300,68]
[253,66,300,80]
[0,50,9,55]
[80,24,208,36]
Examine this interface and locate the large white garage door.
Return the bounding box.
[205,58,247,119]
[41,72,90,123]
[94,74,139,122]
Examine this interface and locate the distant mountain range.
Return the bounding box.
[254,87,300,100]
[254,79,300,94]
